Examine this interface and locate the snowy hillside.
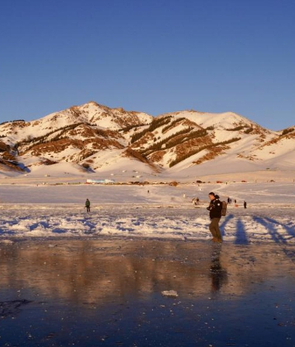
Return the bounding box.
[0,102,294,181]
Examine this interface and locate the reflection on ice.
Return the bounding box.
[1,239,295,304]
[210,246,228,292]
[1,239,295,346]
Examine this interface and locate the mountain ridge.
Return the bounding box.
[0,101,294,179]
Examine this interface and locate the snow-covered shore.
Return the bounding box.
[0,182,294,243]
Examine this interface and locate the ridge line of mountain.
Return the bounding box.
[0,101,294,177]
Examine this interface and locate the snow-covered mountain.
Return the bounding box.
[0,101,294,179]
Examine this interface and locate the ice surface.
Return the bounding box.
[0,181,294,243]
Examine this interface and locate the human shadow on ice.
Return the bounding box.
[264,217,295,240]
[234,218,249,244]
[220,214,249,244]
[220,214,235,237]
[253,216,288,244]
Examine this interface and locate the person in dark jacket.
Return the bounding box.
[207,192,222,242]
[85,198,91,213]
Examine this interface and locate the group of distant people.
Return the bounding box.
[227,196,247,209]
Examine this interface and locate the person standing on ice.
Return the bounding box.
[207,192,222,243]
[85,198,91,213]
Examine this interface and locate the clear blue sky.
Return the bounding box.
[1,0,294,130]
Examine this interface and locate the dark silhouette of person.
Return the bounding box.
[244,201,247,209]
[207,192,222,242]
[85,198,91,213]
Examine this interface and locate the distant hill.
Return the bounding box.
[0,101,295,179]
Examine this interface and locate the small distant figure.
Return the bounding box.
[85,198,91,213]
[192,197,200,206]
[244,201,247,209]
[234,199,237,204]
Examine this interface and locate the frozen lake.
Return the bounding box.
[0,182,295,243]
[1,182,295,345]
[1,238,295,346]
